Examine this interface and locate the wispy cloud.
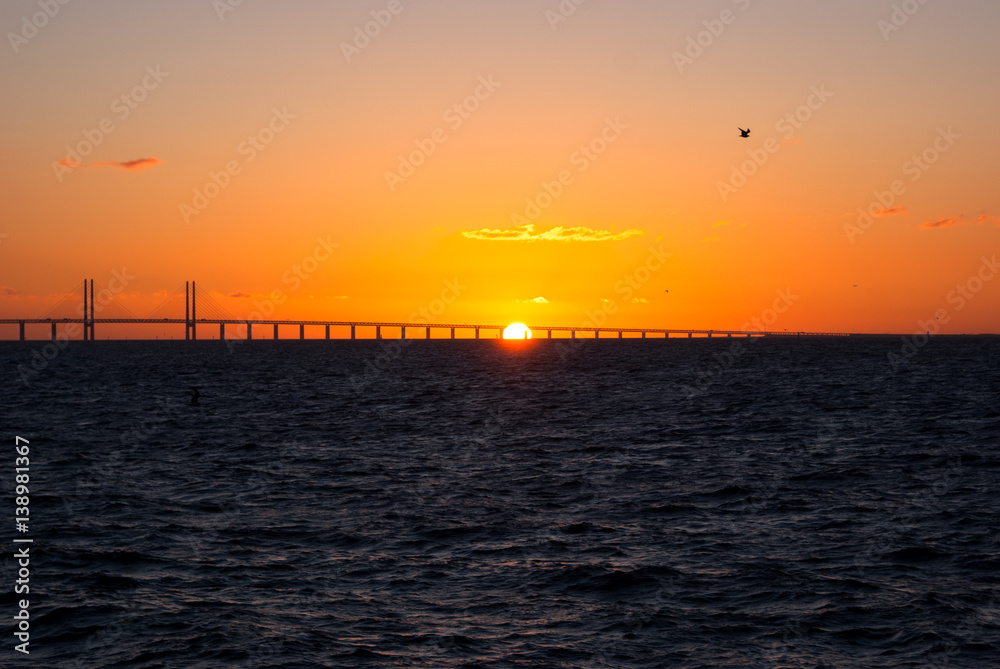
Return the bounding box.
[920,217,960,230]
[630,297,648,303]
[517,296,549,304]
[57,157,161,172]
[229,292,252,298]
[713,220,730,228]
[1,286,20,298]
[461,223,644,242]
[874,206,908,218]
[919,213,997,230]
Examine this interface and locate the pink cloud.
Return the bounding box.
[58,157,161,172]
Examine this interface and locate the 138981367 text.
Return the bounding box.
[13,435,33,655]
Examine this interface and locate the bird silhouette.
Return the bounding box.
[738,127,750,138]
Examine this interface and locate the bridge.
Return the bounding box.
[0,279,852,341]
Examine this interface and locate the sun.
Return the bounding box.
[503,323,532,339]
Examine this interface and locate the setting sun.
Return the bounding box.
[503,323,532,339]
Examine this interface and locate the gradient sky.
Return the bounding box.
[2,0,999,338]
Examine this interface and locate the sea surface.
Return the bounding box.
[2,336,999,668]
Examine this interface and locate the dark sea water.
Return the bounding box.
[2,336,999,668]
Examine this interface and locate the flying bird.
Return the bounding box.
[738,127,750,138]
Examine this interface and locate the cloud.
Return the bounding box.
[461,223,644,242]
[517,296,548,304]
[0,286,19,297]
[713,220,730,228]
[920,217,960,230]
[58,157,161,172]
[152,289,168,298]
[874,206,908,218]
[782,136,803,145]
[630,297,648,303]
[229,292,252,298]
[702,235,720,242]
[919,213,997,230]
[332,295,348,300]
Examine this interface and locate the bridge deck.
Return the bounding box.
[0,318,851,338]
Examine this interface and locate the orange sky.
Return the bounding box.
[2,0,999,338]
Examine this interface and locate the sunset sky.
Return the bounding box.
[2,0,999,338]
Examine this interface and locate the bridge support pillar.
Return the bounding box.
[618,331,623,339]
[594,331,598,339]
[571,331,576,339]
[401,327,406,340]
[547,330,551,339]
[642,332,646,339]
[19,321,25,341]
[300,324,305,340]
[274,324,279,340]
[247,323,252,340]
[747,333,752,338]
[83,280,89,341]
[191,281,197,340]
[88,278,95,341]
[450,328,455,339]
[475,328,480,339]
[326,325,330,340]
[220,323,225,339]
[426,327,431,339]
[376,326,381,340]
[688,332,693,338]
[51,322,57,341]
[351,325,356,340]
[727,333,732,338]
[707,333,712,338]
